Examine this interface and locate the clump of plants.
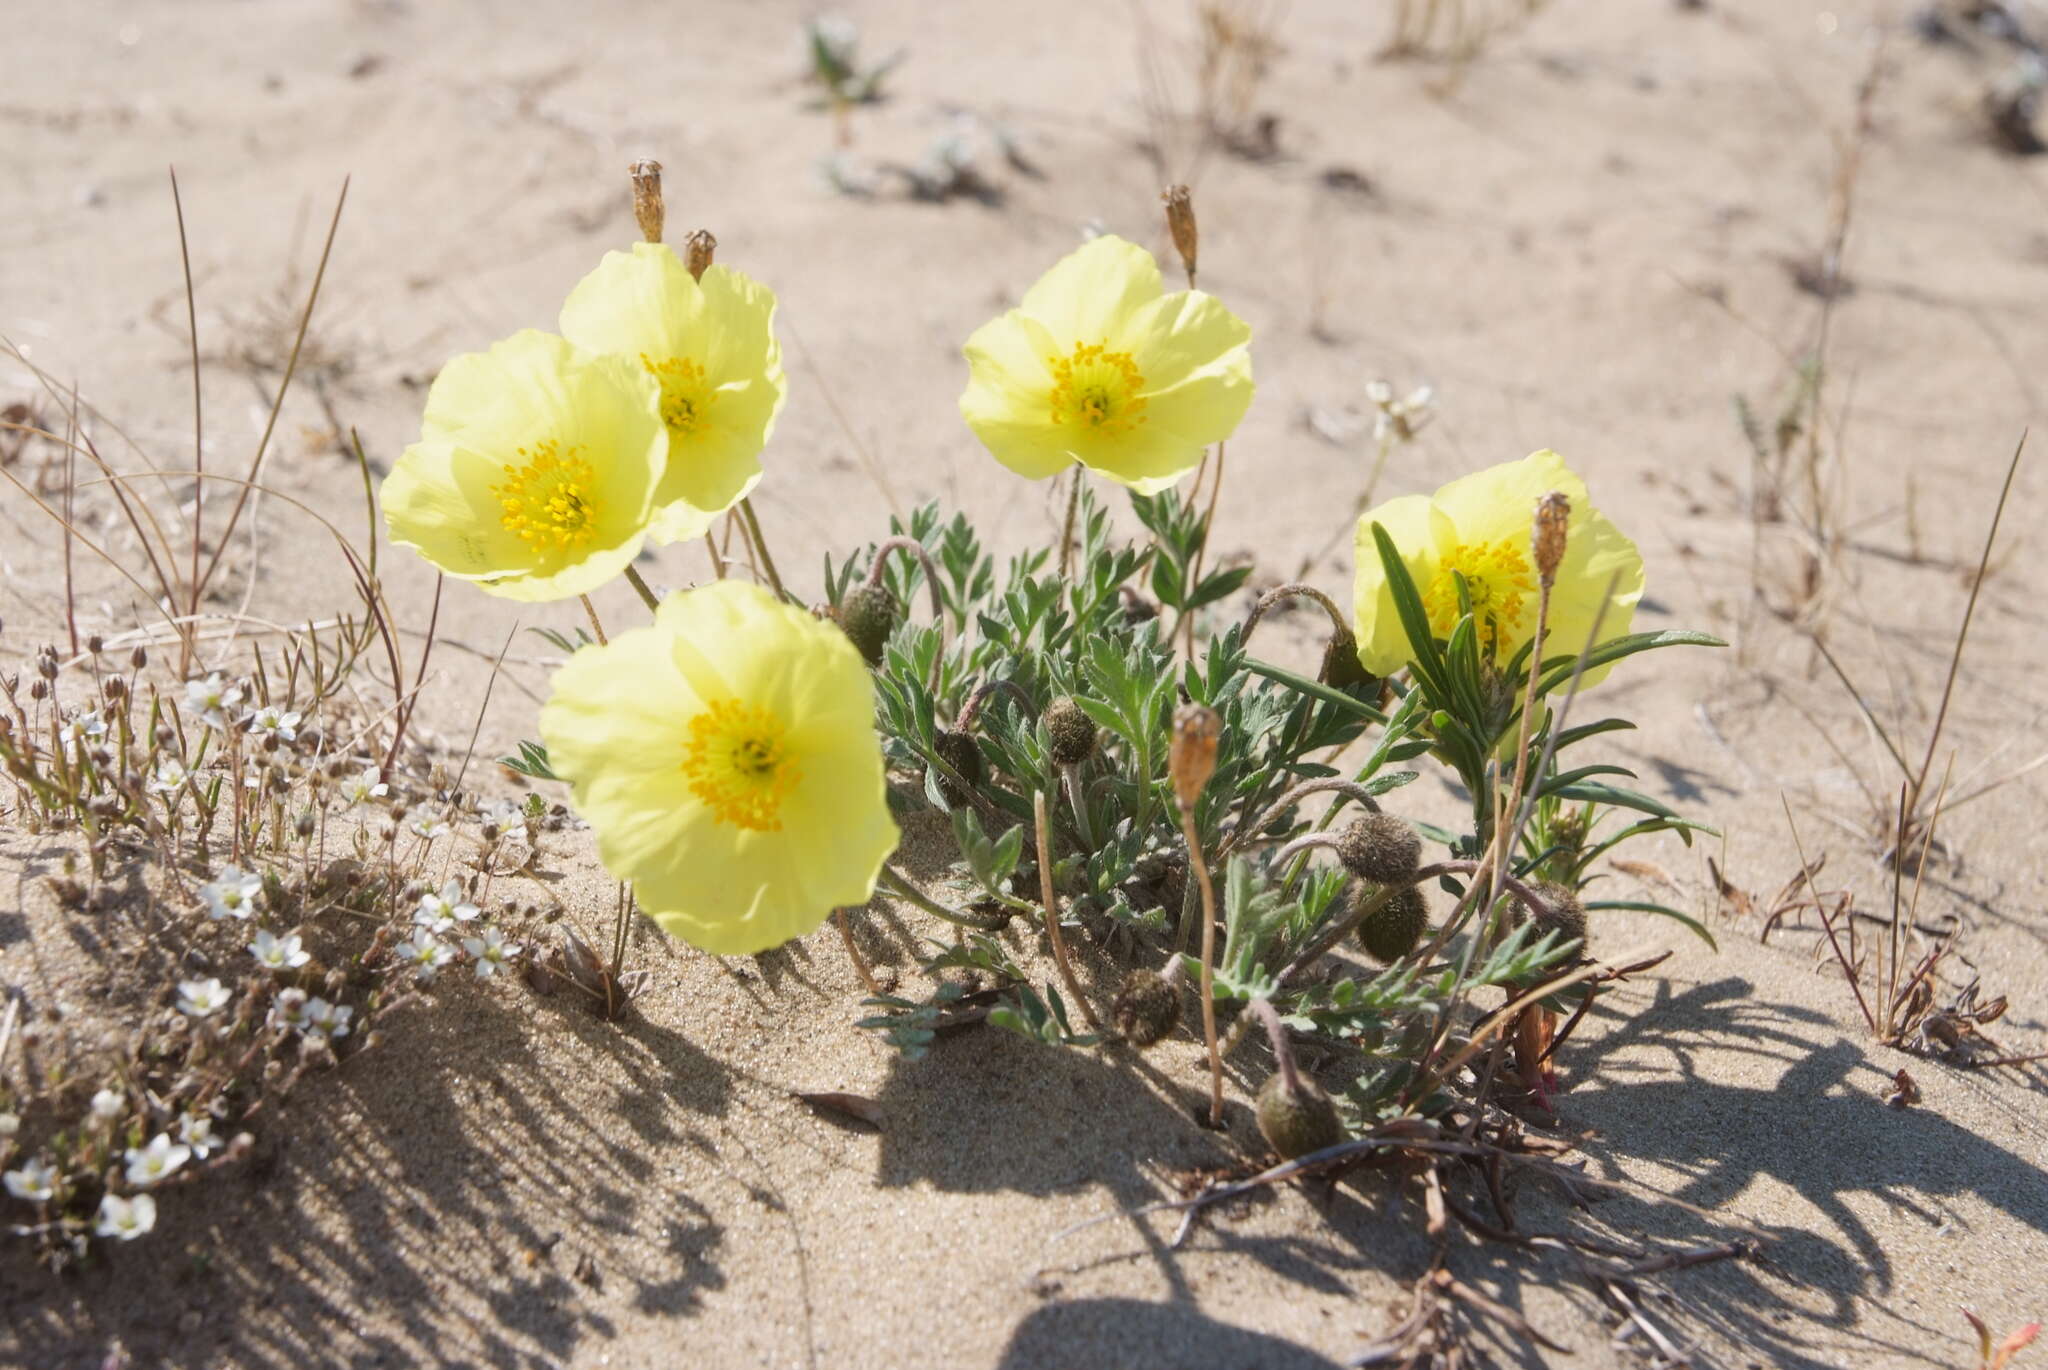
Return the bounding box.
[3,163,1720,1272]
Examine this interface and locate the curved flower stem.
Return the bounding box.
[735,497,787,601]
[1276,860,1553,993]
[867,535,948,690]
[1271,832,1345,868]
[1220,777,1384,860]
[1240,582,1350,648]
[878,864,1010,932]
[622,565,662,615]
[1182,440,1227,659]
[956,677,1033,733]
[1035,790,1101,1031]
[833,907,882,995]
[704,535,726,581]
[1179,801,1225,1126]
[577,595,608,646]
[1249,997,1300,1095]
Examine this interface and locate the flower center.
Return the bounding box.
[1421,537,1536,656]
[643,353,718,439]
[493,440,601,553]
[1047,341,1148,436]
[682,699,802,832]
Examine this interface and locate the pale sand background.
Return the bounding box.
[3,1,2047,1366]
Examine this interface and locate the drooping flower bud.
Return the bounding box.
[1514,879,1587,949]
[1042,695,1097,767]
[1333,812,1421,885]
[1255,1072,1343,1160]
[1111,968,1182,1046]
[835,584,901,666]
[1168,704,1221,814]
[1356,883,1428,964]
[1319,626,1372,691]
[931,728,984,809]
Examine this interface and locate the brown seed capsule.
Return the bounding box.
[1161,184,1198,284]
[684,229,717,281]
[131,646,148,670]
[1255,1072,1344,1160]
[629,158,664,243]
[1533,492,1570,586]
[1168,704,1221,814]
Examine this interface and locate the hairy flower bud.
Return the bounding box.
[1514,880,1587,950]
[1356,883,1428,964]
[835,584,901,667]
[1334,812,1421,885]
[1111,968,1182,1047]
[932,728,984,808]
[1255,1072,1343,1160]
[1319,626,1372,691]
[1042,695,1097,767]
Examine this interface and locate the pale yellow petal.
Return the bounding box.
[1352,494,1456,676]
[1017,235,1164,343]
[959,312,1075,482]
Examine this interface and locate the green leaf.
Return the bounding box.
[1188,563,1253,610]
[1585,899,1718,951]
[1533,630,1725,697]
[1242,658,1388,725]
[1370,522,1449,699]
[1548,780,1682,823]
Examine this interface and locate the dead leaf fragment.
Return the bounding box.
[796,1091,885,1129]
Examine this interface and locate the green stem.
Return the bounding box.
[623,564,661,614]
[736,498,788,601]
[878,864,1011,932]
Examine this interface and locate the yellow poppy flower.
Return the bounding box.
[538,581,900,955]
[1351,449,1645,686]
[559,243,786,544]
[958,235,1253,494]
[381,330,667,602]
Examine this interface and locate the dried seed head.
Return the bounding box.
[1515,880,1587,950]
[1255,1072,1343,1160]
[36,654,58,681]
[1111,968,1182,1047]
[835,584,901,667]
[629,158,664,243]
[1334,812,1421,885]
[1168,704,1221,813]
[1533,491,1570,586]
[1356,883,1429,964]
[130,646,148,671]
[103,674,127,700]
[1319,626,1372,691]
[294,812,316,839]
[932,728,984,809]
[684,229,717,281]
[1161,184,1198,283]
[1042,695,1098,767]
[28,679,46,701]
[86,635,104,655]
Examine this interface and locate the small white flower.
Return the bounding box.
[1368,378,1437,445]
[147,758,190,796]
[462,926,520,979]
[59,711,108,748]
[199,867,263,920]
[480,799,523,832]
[268,987,310,1032]
[395,934,455,983]
[4,1156,57,1202]
[249,929,310,971]
[177,978,231,1018]
[245,704,301,743]
[90,1088,125,1122]
[183,673,244,731]
[303,997,352,1041]
[414,879,478,933]
[124,1133,191,1187]
[337,767,388,807]
[95,1192,157,1241]
[0,1113,18,1138]
[177,1112,221,1159]
[409,814,452,842]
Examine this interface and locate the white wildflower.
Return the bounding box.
[177,978,231,1018]
[268,988,310,1033]
[463,926,519,979]
[246,704,301,743]
[337,767,388,807]
[177,1112,221,1159]
[147,758,190,795]
[124,1133,191,1187]
[414,879,478,933]
[95,1192,157,1241]
[59,711,108,748]
[184,673,244,731]
[409,814,452,842]
[199,867,263,920]
[90,1088,125,1122]
[303,997,352,1041]
[249,929,310,971]
[395,933,455,983]
[0,1113,18,1138]
[4,1156,57,1202]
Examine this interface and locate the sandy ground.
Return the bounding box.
[4,0,2048,1365]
